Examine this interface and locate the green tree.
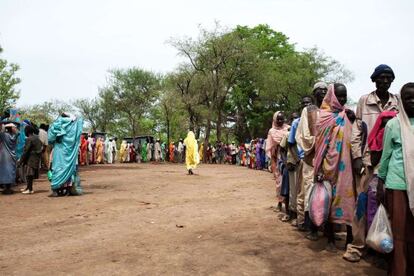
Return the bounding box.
[0,46,21,112]
[73,98,100,132]
[226,25,354,140]
[102,68,159,139]
[171,23,248,160]
[20,99,74,125]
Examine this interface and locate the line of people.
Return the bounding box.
[265,65,413,275]
[0,112,83,197]
[79,135,118,165]
[1,64,413,275]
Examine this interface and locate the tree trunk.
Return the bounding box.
[166,119,170,145]
[203,117,211,163]
[216,109,222,142]
[195,126,201,140]
[189,117,194,132]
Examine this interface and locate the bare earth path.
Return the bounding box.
[0,163,385,275]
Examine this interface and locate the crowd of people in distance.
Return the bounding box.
[1,63,413,275]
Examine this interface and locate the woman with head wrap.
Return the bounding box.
[377,83,414,275]
[104,137,111,163]
[313,83,354,252]
[198,141,204,163]
[0,122,18,194]
[184,131,199,175]
[266,111,290,211]
[48,114,83,197]
[141,140,147,163]
[107,138,114,164]
[255,138,263,170]
[119,140,128,163]
[79,135,88,165]
[125,143,130,162]
[95,137,104,164]
[146,141,152,162]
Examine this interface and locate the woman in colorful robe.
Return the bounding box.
[266,111,290,210]
[198,142,204,163]
[313,83,354,252]
[146,142,152,162]
[169,142,175,162]
[141,141,147,162]
[129,144,136,163]
[256,138,263,170]
[79,135,88,165]
[119,140,128,163]
[95,137,104,164]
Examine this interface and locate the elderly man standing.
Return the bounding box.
[343,65,399,262]
[295,82,327,233]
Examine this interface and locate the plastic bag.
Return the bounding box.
[366,204,393,253]
[47,170,53,182]
[367,176,379,230]
[309,181,332,227]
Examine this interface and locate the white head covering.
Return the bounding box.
[398,93,414,216]
[313,81,328,91]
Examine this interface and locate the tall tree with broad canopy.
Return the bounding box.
[102,68,159,140]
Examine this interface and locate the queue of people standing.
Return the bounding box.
[0,112,83,197]
[78,134,118,165]
[265,65,414,275]
[1,63,413,275]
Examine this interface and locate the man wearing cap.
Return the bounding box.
[344,64,399,262]
[295,82,327,233]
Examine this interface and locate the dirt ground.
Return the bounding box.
[0,163,385,275]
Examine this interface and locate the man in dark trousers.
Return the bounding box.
[19,125,42,194]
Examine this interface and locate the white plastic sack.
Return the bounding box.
[366,204,393,253]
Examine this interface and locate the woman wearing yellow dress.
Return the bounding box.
[198,140,204,163]
[184,131,200,175]
[119,140,128,163]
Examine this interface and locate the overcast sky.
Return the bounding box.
[1,0,412,106]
